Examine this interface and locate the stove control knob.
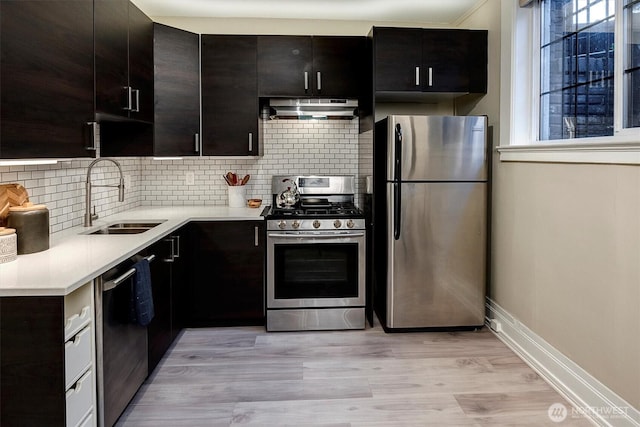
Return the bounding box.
[292,220,300,229]
[333,219,342,229]
[346,219,355,229]
[313,220,321,229]
[278,220,287,230]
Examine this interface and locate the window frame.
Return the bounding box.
[497,0,640,164]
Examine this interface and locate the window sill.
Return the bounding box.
[496,140,640,165]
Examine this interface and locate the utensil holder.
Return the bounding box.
[228,186,247,208]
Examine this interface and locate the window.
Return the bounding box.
[539,0,640,141]
[626,0,640,128]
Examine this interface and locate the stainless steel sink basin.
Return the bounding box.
[86,220,166,235]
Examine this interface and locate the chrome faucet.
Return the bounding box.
[85,158,125,227]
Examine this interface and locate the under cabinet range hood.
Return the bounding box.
[268,98,358,119]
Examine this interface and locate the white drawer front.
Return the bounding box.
[65,326,92,389]
[64,305,91,342]
[78,411,94,427]
[66,369,94,427]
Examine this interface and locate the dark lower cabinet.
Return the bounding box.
[147,228,187,373]
[187,221,265,326]
[0,0,96,158]
[0,297,66,426]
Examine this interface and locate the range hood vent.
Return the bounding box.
[268,98,358,119]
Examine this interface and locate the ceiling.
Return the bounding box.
[130,0,485,25]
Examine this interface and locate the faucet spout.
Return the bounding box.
[85,158,126,227]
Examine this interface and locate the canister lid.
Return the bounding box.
[8,202,47,212]
[0,227,16,236]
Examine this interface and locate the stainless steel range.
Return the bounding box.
[266,176,366,331]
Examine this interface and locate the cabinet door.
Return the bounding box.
[312,37,366,98]
[154,24,201,157]
[258,36,313,97]
[128,2,154,123]
[468,30,488,94]
[95,0,130,119]
[422,29,471,93]
[147,239,173,373]
[373,27,423,92]
[169,229,188,340]
[188,221,265,326]
[202,35,259,156]
[0,0,95,158]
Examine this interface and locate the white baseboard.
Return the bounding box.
[486,298,640,427]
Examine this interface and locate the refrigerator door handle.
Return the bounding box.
[394,123,402,181]
[393,182,401,240]
[393,123,402,240]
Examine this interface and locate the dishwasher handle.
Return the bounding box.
[103,254,156,292]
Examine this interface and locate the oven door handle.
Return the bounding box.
[268,232,365,238]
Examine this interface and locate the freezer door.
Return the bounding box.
[386,182,486,328]
[386,115,488,182]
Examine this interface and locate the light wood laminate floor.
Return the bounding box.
[117,322,593,426]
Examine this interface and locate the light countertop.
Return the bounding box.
[0,205,265,297]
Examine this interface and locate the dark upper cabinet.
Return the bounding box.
[373,27,488,95]
[257,36,313,97]
[95,0,154,123]
[187,221,265,326]
[312,36,367,98]
[372,27,423,93]
[0,0,96,158]
[153,24,201,157]
[202,35,259,156]
[422,29,487,93]
[258,36,366,98]
[128,3,155,123]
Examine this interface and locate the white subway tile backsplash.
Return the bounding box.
[0,118,360,235]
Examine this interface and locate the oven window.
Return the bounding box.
[274,243,359,299]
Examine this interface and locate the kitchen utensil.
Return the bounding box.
[276,178,299,208]
[7,202,50,254]
[0,183,30,226]
[241,174,250,185]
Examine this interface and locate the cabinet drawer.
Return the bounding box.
[65,326,92,389]
[64,305,91,342]
[66,369,94,427]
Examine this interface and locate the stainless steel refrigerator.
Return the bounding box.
[373,115,488,330]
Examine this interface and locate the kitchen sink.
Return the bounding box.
[86,220,166,235]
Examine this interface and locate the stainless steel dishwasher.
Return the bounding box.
[95,253,155,427]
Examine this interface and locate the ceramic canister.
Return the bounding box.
[7,204,50,254]
[0,228,18,264]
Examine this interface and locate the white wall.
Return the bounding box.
[486,0,640,412]
[0,119,358,233]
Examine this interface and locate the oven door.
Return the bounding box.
[267,230,366,308]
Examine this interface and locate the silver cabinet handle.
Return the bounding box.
[163,238,175,263]
[254,226,259,247]
[428,67,433,87]
[317,71,322,91]
[248,133,253,153]
[132,89,140,113]
[304,71,309,91]
[103,254,155,292]
[172,235,181,258]
[194,133,201,154]
[86,122,98,152]
[415,66,420,86]
[124,86,133,111]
